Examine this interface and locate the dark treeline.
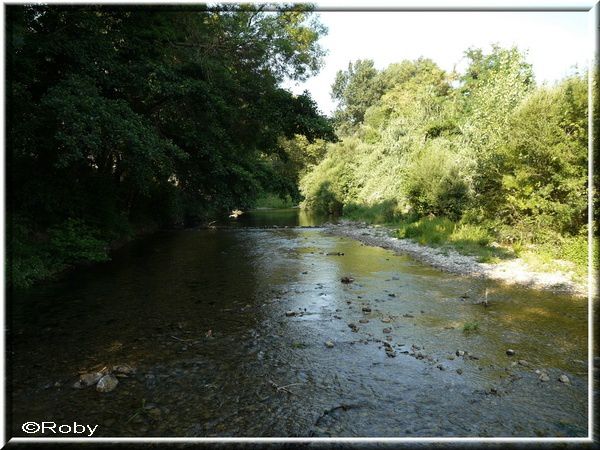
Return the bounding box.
[6,4,335,288]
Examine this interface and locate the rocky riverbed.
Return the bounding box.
[325,220,590,297]
[9,209,590,438]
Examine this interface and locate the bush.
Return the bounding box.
[48,218,110,266]
[404,143,471,220]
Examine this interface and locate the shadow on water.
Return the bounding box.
[9,209,588,438]
[223,208,336,228]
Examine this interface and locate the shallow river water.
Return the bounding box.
[10,209,589,437]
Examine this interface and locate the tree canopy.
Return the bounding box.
[7,4,335,287]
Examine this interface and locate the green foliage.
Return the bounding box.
[47,219,110,266]
[404,142,471,220]
[301,45,588,275]
[463,322,480,334]
[6,4,335,287]
[254,193,295,209]
[343,200,401,224]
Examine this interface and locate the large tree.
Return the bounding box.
[6,4,334,287]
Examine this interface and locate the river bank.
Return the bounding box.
[325,220,591,297]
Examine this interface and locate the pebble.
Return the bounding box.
[539,372,550,382]
[96,374,119,393]
[359,319,369,324]
[285,311,296,317]
[362,307,372,312]
[456,350,465,357]
[437,364,446,371]
[506,349,516,356]
[388,293,396,297]
[456,368,463,375]
[325,341,334,348]
[517,360,529,367]
[381,318,391,323]
[79,372,103,387]
[558,374,570,384]
[382,328,392,334]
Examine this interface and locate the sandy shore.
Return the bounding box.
[325,220,590,297]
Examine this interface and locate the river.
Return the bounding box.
[9,208,589,437]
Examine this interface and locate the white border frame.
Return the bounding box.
[1,0,597,446]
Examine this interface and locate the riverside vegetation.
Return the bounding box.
[298,49,598,283]
[7,5,336,288]
[6,5,597,290]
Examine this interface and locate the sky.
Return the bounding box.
[284,9,593,116]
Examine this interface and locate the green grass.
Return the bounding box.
[394,216,513,262]
[463,321,480,334]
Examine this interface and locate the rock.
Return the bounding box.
[402,313,414,318]
[388,293,396,297]
[113,364,136,375]
[79,372,103,387]
[72,381,86,389]
[382,328,392,334]
[456,350,465,357]
[362,307,372,312]
[341,276,354,284]
[359,319,369,324]
[558,374,570,384]
[96,374,119,393]
[437,364,446,371]
[456,368,463,375]
[517,360,529,367]
[539,372,550,382]
[325,341,334,348]
[348,323,359,332]
[447,355,455,360]
[506,349,516,356]
[285,311,296,317]
[385,335,393,341]
[381,318,391,323]
[301,271,308,274]
[146,407,161,420]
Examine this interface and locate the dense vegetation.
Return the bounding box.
[300,46,594,274]
[6,4,335,288]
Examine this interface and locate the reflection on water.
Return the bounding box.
[226,208,335,228]
[10,209,588,437]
